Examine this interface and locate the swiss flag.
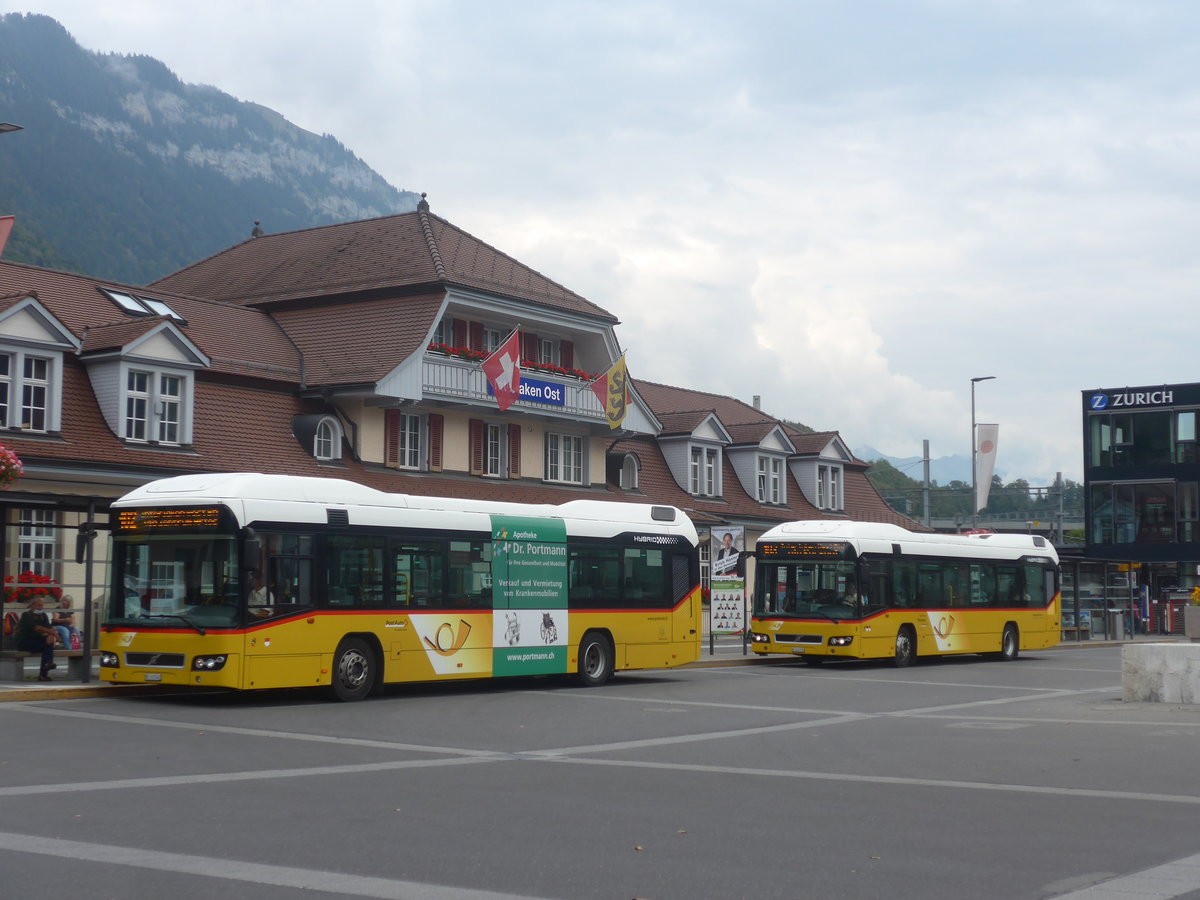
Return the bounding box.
[482,329,521,411]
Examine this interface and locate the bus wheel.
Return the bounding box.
[577,632,613,687]
[893,627,916,668]
[998,624,1019,661]
[331,637,375,702]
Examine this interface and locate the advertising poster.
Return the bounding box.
[490,515,569,676]
[710,526,745,634]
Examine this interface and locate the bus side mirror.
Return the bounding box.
[244,537,262,567]
[736,551,752,578]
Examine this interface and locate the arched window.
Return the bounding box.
[621,454,639,490]
[314,417,342,461]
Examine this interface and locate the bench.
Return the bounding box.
[0,649,88,680]
[1061,626,1091,640]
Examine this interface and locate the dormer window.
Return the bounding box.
[817,464,843,510]
[620,455,639,490]
[0,351,62,433]
[690,445,720,497]
[124,369,189,445]
[757,455,784,504]
[314,416,343,461]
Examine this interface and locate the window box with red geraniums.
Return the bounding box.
[0,444,22,489]
[4,570,62,604]
[427,342,488,362]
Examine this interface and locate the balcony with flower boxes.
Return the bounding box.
[422,346,608,422]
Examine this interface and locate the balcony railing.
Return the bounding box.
[423,353,606,419]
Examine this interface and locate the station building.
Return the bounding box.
[0,198,918,665]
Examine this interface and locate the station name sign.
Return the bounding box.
[488,375,566,407]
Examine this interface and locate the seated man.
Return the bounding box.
[15,595,58,681]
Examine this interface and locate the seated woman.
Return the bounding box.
[52,595,81,649]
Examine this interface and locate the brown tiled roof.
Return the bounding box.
[725,421,785,446]
[634,380,767,426]
[0,260,300,384]
[271,293,444,387]
[655,410,715,436]
[151,207,618,322]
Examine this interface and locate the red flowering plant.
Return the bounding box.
[427,342,488,362]
[0,444,22,489]
[519,358,595,381]
[4,570,62,603]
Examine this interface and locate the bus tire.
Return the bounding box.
[577,631,613,687]
[331,637,375,702]
[998,624,1019,661]
[893,626,916,668]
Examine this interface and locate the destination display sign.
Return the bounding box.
[113,506,230,534]
[757,541,852,560]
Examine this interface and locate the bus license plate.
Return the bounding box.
[143,673,162,682]
[790,648,806,656]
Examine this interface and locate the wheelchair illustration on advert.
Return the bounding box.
[540,612,557,644]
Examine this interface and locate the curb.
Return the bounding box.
[0,683,166,703]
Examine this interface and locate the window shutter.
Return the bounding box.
[469,321,484,351]
[384,410,400,467]
[508,425,521,478]
[559,340,574,370]
[522,332,538,361]
[469,418,484,475]
[452,318,467,347]
[428,414,444,472]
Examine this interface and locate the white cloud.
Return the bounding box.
[7,0,1200,483]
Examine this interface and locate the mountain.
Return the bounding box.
[854,445,1013,486]
[0,13,421,284]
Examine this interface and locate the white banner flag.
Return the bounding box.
[975,424,999,513]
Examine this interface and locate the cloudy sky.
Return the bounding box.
[6,1,1200,484]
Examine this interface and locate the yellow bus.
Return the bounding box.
[748,521,1059,666]
[99,473,700,700]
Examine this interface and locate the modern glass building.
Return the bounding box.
[1083,381,1200,630]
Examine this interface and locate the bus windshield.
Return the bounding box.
[754,561,862,619]
[109,535,242,629]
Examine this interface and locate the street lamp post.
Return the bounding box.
[970,376,996,527]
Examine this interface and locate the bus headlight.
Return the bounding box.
[192,655,227,671]
[99,651,120,668]
[750,632,770,644]
[828,636,854,647]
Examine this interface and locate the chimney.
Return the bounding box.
[752,395,761,410]
[251,221,264,238]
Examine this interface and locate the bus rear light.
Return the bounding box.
[192,655,228,671]
[828,636,854,647]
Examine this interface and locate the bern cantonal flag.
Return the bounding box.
[590,355,628,430]
[482,330,522,411]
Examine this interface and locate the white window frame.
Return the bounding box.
[0,350,61,434]
[817,464,843,510]
[314,416,343,461]
[483,326,503,354]
[545,431,584,484]
[484,423,504,477]
[122,365,193,446]
[620,455,639,490]
[17,508,57,578]
[689,445,720,497]
[538,338,558,366]
[757,455,784,504]
[396,412,422,470]
[432,319,448,346]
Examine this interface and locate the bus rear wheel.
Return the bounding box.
[577,632,613,687]
[893,626,916,668]
[331,637,375,702]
